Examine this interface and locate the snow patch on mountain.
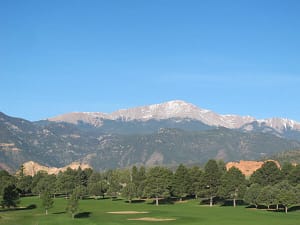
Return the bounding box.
[47,100,300,133]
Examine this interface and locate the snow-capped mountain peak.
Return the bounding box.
[257,118,300,132]
[47,100,300,133]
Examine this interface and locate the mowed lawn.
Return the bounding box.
[1,197,300,225]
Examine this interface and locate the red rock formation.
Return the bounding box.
[21,161,92,176]
[226,160,280,176]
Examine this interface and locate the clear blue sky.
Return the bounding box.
[1,0,300,121]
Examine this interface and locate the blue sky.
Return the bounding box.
[1,0,300,121]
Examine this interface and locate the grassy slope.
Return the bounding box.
[1,197,300,225]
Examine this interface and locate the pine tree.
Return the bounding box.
[187,166,203,199]
[219,167,246,207]
[1,184,20,208]
[202,160,222,206]
[66,192,79,219]
[173,164,189,201]
[144,167,173,206]
[41,190,54,215]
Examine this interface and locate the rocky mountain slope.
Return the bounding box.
[1,100,300,172]
[48,100,300,139]
[48,100,257,128]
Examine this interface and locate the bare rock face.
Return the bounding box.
[48,100,257,128]
[48,100,300,133]
[21,161,92,176]
[226,160,280,176]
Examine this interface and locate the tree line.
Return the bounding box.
[1,160,300,216]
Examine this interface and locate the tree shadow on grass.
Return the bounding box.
[75,212,91,219]
[147,198,175,205]
[53,211,66,215]
[221,200,248,207]
[0,204,37,212]
[285,205,300,212]
[125,199,146,204]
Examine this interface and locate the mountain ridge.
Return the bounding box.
[1,100,300,173]
[47,100,300,134]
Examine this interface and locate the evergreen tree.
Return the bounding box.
[33,174,56,197]
[173,164,189,201]
[136,166,147,198]
[219,167,246,207]
[187,166,203,199]
[73,185,87,200]
[41,190,54,215]
[88,180,108,199]
[56,169,77,196]
[31,171,48,195]
[144,166,173,206]
[75,167,88,187]
[0,170,16,196]
[1,184,20,208]
[107,170,122,200]
[202,159,222,206]
[17,175,33,195]
[66,192,79,219]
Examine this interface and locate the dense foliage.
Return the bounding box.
[1,160,300,215]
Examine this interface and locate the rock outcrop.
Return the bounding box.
[226,160,280,176]
[21,161,91,176]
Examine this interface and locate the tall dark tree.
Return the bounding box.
[144,166,173,206]
[56,168,77,196]
[75,167,88,187]
[1,184,20,208]
[17,175,33,195]
[202,159,222,206]
[131,166,146,198]
[188,166,203,199]
[219,167,246,207]
[107,170,122,200]
[173,164,189,201]
[0,170,16,196]
[88,180,108,199]
[31,171,48,195]
[33,174,56,197]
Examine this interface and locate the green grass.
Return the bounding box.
[1,197,300,225]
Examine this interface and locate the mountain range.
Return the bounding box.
[48,100,300,137]
[1,100,300,173]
